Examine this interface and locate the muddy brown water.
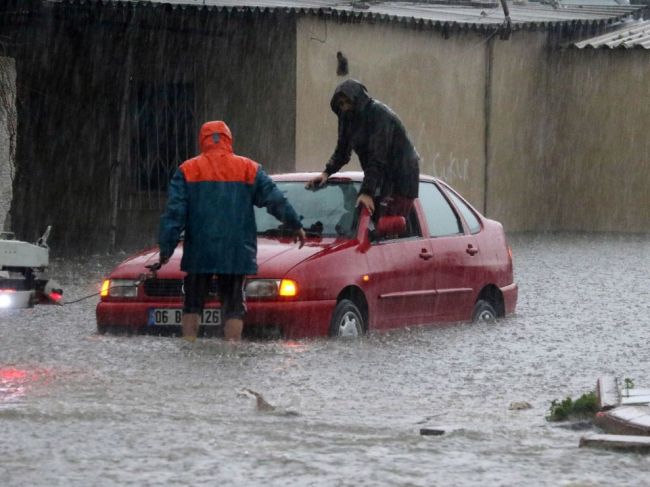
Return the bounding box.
[1,233,649,486]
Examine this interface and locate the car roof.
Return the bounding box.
[271,171,439,184]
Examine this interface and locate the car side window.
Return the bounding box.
[444,188,481,234]
[418,182,463,237]
[372,206,422,242]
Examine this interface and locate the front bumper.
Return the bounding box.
[96,299,336,339]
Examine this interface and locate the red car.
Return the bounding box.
[96,172,517,338]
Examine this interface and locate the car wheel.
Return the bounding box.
[472,300,497,323]
[329,299,365,338]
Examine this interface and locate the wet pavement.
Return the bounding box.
[1,233,649,486]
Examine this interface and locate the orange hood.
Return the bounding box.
[199,121,233,154]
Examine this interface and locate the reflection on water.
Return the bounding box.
[0,234,649,486]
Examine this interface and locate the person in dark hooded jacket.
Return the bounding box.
[306,79,420,217]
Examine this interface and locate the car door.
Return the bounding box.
[418,181,481,322]
[362,207,436,329]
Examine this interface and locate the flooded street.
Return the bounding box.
[1,233,649,486]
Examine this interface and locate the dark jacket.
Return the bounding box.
[159,121,302,274]
[324,80,420,199]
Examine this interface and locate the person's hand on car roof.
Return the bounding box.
[305,172,329,190]
[294,228,306,249]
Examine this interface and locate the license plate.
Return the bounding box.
[148,308,222,326]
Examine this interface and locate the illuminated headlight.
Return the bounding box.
[0,291,14,308]
[245,279,298,298]
[100,279,139,298]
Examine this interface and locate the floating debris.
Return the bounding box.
[420,427,445,436]
[593,376,650,436]
[240,388,276,411]
[580,433,650,453]
[509,401,532,411]
[239,388,299,417]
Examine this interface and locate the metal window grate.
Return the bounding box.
[120,82,196,211]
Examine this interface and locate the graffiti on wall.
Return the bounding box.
[429,152,471,182]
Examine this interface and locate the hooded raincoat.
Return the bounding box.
[158,121,302,275]
[324,80,420,200]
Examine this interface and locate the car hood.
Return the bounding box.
[108,237,349,279]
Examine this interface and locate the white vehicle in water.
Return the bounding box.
[0,227,63,308]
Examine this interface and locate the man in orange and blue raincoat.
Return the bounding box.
[157,121,305,342]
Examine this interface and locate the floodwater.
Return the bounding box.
[1,233,649,486]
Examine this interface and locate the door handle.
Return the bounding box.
[419,249,433,260]
[466,244,479,256]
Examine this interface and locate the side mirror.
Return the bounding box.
[376,216,406,239]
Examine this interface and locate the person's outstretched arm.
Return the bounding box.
[253,168,305,246]
[253,168,301,227]
[325,117,353,176]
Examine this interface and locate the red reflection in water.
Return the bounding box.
[0,367,28,381]
[281,340,310,352]
[0,366,54,402]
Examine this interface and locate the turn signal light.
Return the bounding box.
[100,280,110,297]
[278,279,297,297]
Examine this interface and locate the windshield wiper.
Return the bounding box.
[259,228,322,238]
[259,228,290,237]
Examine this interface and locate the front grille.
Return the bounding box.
[143,278,219,297]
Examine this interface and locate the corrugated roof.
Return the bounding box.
[574,19,650,47]
[52,0,647,31]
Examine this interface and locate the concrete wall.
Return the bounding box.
[296,18,487,209]
[487,31,562,232]
[489,37,650,233]
[296,18,650,233]
[548,48,650,232]
[0,57,16,232]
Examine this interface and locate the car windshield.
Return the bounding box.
[255,181,360,238]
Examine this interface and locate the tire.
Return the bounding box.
[329,299,365,338]
[472,299,497,323]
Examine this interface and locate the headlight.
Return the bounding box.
[245,279,298,298]
[245,279,279,298]
[0,291,14,308]
[100,279,139,298]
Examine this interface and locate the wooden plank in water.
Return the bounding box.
[596,376,620,410]
[580,433,650,453]
[594,405,650,436]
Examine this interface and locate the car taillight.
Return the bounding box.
[49,291,63,303]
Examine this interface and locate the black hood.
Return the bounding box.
[330,79,372,115]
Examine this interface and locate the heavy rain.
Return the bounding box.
[2,0,650,485]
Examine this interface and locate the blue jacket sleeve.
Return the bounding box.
[253,168,302,230]
[158,168,188,260]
